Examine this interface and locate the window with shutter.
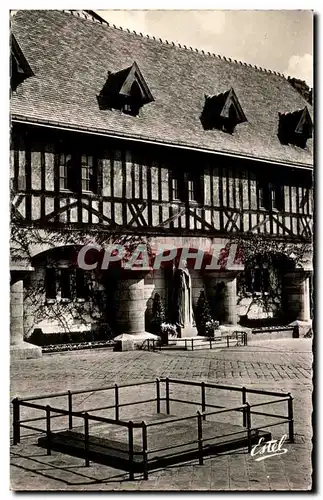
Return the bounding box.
[171,177,180,201]
[58,153,97,193]
[59,153,72,190]
[258,181,284,211]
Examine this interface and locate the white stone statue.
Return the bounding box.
[172,259,197,337]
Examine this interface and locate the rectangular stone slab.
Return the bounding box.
[38,412,271,472]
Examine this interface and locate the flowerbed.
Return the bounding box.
[42,339,116,353]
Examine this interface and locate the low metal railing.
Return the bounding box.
[146,332,247,351]
[12,377,294,480]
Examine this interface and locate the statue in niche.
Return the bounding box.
[172,259,197,337]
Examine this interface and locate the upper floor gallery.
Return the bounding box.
[10,125,313,241]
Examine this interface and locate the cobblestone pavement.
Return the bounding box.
[10,338,313,491]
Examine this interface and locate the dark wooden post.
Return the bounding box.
[128,421,134,480]
[201,382,206,420]
[246,403,252,453]
[67,391,73,430]
[156,378,160,413]
[46,405,51,456]
[142,421,148,480]
[288,394,294,443]
[242,387,247,427]
[84,412,90,467]
[165,378,170,415]
[197,411,204,465]
[115,384,119,421]
[12,398,20,445]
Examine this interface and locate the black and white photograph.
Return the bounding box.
[9,7,314,492]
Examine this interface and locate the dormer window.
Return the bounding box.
[98,61,154,117]
[11,35,34,92]
[278,107,313,149]
[200,87,247,134]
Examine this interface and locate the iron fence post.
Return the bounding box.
[84,412,90,466]
[242,387,247,427]
[165,377,170,414]
[201,382,206,420]
[246,403,252,453]
[115,384,119,421]
[128,421,134,480]
[67,391,73,430]
[209,338,212,349]
[12,398,20,445]
[227,336,230,348]
[197,411,204,465]
[288,393,294,443]
[191,339,194,351]
[156,378,160,413]
[142,421,148,480]
[46,405,51,456]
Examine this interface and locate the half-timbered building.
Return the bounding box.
[10,10,313,356]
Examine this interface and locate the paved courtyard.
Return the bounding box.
[10,338,313,491]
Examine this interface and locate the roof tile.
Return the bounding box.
[11,10,313,167]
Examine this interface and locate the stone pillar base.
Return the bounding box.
[113,332,160,351]
[178,325,198,338]
[11,342,42,360]
[288,320,312,338]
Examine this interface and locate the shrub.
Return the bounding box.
[195,290,218,336]
[151,293,166,334]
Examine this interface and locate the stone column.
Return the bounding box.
[283,271,311,322]
[10,279,24,345]
[223,275,238,325]
[114,275,146,335]
[10,269,42,359]
[298,274,311,322]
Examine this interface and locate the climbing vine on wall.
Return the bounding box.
[11,219,152,339]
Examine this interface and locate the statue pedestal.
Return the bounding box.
[178,325,198,338]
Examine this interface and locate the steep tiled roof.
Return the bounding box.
[10,10,313,168]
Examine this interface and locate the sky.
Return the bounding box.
[97,10,313,87]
